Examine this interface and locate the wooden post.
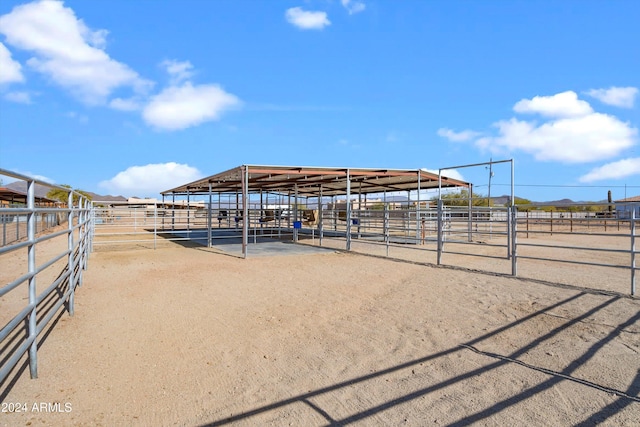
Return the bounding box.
[570,211,573,233]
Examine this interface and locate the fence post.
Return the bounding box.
[154,204,158,250]
[512,206,518,276]
[570,211,573,233]
[67,191,75,316]
[507,207,512,259]
[632,207,636,296]
[437,199,443,265]
[384,203,389,257]
[77,199,84,286]
[27,179,38,379]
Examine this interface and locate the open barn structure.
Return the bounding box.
[159,165,470,257]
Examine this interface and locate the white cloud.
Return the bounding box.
[437,128,481,142]
[586,86,638,108]
[109,97,142,111]
[341,0,366,15]
[65,111,88,123]
[0,0,151,103]
[161,59,194,85]
[579,157,640,183]
[477,112,637,163]
[13,170,55,183]
[4,91,31,103]
[513,91,593,118]
[441,91,638,164]
[285,7,330,30]
[424,168,465,182]
[99,162,203,197]
[0,41,24,84]
[142,82,240,131]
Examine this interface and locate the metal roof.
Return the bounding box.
[0,187,59,205]
[162,165,469,197]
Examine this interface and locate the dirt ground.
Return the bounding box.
[1,233,639,426]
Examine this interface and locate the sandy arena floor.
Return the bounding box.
[1,233,639,426]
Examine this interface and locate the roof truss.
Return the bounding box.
[162,165,469,198]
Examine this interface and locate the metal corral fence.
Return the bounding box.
[91,204,296,249]
[91,199,638,296]
[0,169,92,387]
[512,203,637,296]
[2,209,66,247]
[329,200,637,296]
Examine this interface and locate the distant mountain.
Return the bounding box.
[487,195,612,206]
[5,181,53,199]
[532,198,608,206]
[5,181,126,203]
[85,192,127,203]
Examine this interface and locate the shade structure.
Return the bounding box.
[161,165,471,259]
[161,165,469,197]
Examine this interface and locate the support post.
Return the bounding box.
[319,185,323,246]
[207,183,212,248]
[171,194,175,231]
[162,194,165,230]
[346,169,352,251]
[242,166,248,258]
[416,170,421,243]
[67,191,75,316]
[186,189,190,237]
[293,184,299,243]
[27,179,38,378]
[631,206,636,296]
[468,183,473,242]
[437,199,443,265]
[154,203,157,250]
[507,206,512,259]
[384,191,389,257]
[512,205,518,276]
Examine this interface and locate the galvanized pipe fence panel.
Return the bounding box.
[0,169,93,385]
[91,206,296,249]
[294,200,638,296]
[91,198,638,296]
[512,203,639,296]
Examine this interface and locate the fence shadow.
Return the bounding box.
[200,292,639,426]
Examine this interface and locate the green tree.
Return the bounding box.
[46,185,92,204]
[512,197,532,211]
[432,189,489,207]
[369,202,386,210]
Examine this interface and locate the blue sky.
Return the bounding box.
[0,0,638,202]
